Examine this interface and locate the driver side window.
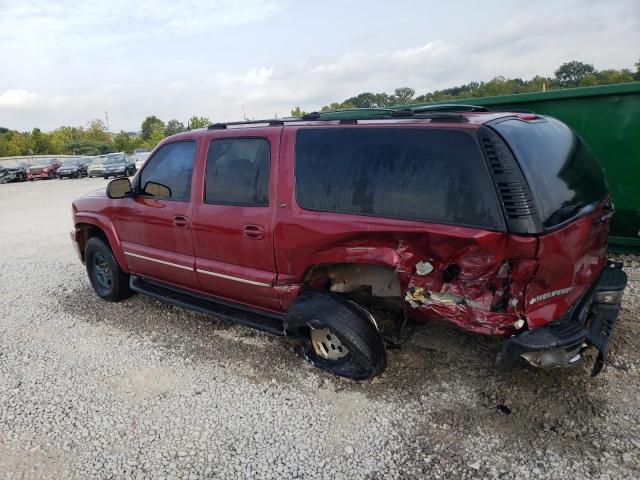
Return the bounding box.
[139,141,196,201]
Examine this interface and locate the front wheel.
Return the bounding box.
[284,291,386,379]
[85,236,132,302]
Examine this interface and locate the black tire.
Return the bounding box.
[284,290,386,380]
[85,236,132,302]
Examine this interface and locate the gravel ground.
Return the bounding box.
[0,178,639,480]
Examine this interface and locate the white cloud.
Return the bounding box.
[0,89,39,108]
[0,0,288,50]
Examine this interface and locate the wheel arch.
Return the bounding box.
[73,214,129,273]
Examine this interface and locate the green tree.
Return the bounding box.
[113,131,133,152]
[187,116,210,129]
[290,106,307,117]
[634,58,640,80]
[164,119,185,136]
[30,128,50,154]
[140,116,165,141]
[390,87,415,105]
[554,61,596,86]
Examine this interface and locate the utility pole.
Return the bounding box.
[104,111,110,132]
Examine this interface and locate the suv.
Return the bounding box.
[57,159,87,179]
[70,108,627,379]
[27,158,61,180]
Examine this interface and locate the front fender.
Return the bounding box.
[74,212,129,273]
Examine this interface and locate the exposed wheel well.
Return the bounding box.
[75,223,108,262]
[301,263,402,299]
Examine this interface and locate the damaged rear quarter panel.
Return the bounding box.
[274,209,538,336]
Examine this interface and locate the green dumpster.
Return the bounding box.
[396,83,640,252]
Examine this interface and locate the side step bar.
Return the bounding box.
[130,276,285,336]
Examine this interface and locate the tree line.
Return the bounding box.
[0,116,210,157]
[291,60,640,116]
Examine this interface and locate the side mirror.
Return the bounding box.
[143,181,171,199]
[107,177,133,199]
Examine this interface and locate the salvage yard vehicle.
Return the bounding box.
[70,107,627,379]
[87,156,107,178]
[0,161,28,183]
[56,159,87,179]
[26,158,60,180]
[100,153,135,178]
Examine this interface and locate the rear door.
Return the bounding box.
[190,129,281,312]
[113,140,201,290]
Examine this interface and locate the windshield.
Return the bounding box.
[493,117,608,228]
[31,159,53,166]
[105,156,125,164]
[136,153,150,162]
[92,157,106,165]
[61,161,79,167]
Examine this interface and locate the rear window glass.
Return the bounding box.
[493,117,608,228]
[295,128,503,229]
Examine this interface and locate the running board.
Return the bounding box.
[130,276,285,336]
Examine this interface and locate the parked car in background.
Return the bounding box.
[26,158,60,180]
[100,153,135,178]
[0,161,28,183]
[87,156,107,178]
[134,152,150,171]
[70,108,627,379]
[56,159,87,179]
[80,157,96,168]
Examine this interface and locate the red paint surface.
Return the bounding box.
[71,116,611,337]
[26,159,61,180]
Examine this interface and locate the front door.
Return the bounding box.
[113,140,200,291]
[191,132,280,312]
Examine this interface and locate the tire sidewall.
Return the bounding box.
[85,237,126,301]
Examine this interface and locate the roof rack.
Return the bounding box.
[206,106,481,130]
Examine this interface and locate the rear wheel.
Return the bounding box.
[85,236,132,302]
[284,290,386,379]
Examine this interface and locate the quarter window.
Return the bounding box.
[295,128,504,229]
[139,141,196,201]
[205,138,270,206]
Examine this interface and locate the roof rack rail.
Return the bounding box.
[410,104,489,113]
[208,119,284,130]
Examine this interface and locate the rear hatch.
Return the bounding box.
[491,116,611,328]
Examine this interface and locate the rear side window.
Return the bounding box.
[493,117,608,228]
[205,138,270,206]
[295,128,504,229]
[139,141,196,201]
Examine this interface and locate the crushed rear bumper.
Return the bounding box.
[498,261,627,376]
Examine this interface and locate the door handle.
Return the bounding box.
[173,215,190,228]
[243,224,264,240]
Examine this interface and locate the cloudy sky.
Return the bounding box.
[0,0,638,132]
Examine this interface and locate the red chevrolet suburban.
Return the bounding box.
[70,107,627,379]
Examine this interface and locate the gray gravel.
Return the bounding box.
[0,178,639,479]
